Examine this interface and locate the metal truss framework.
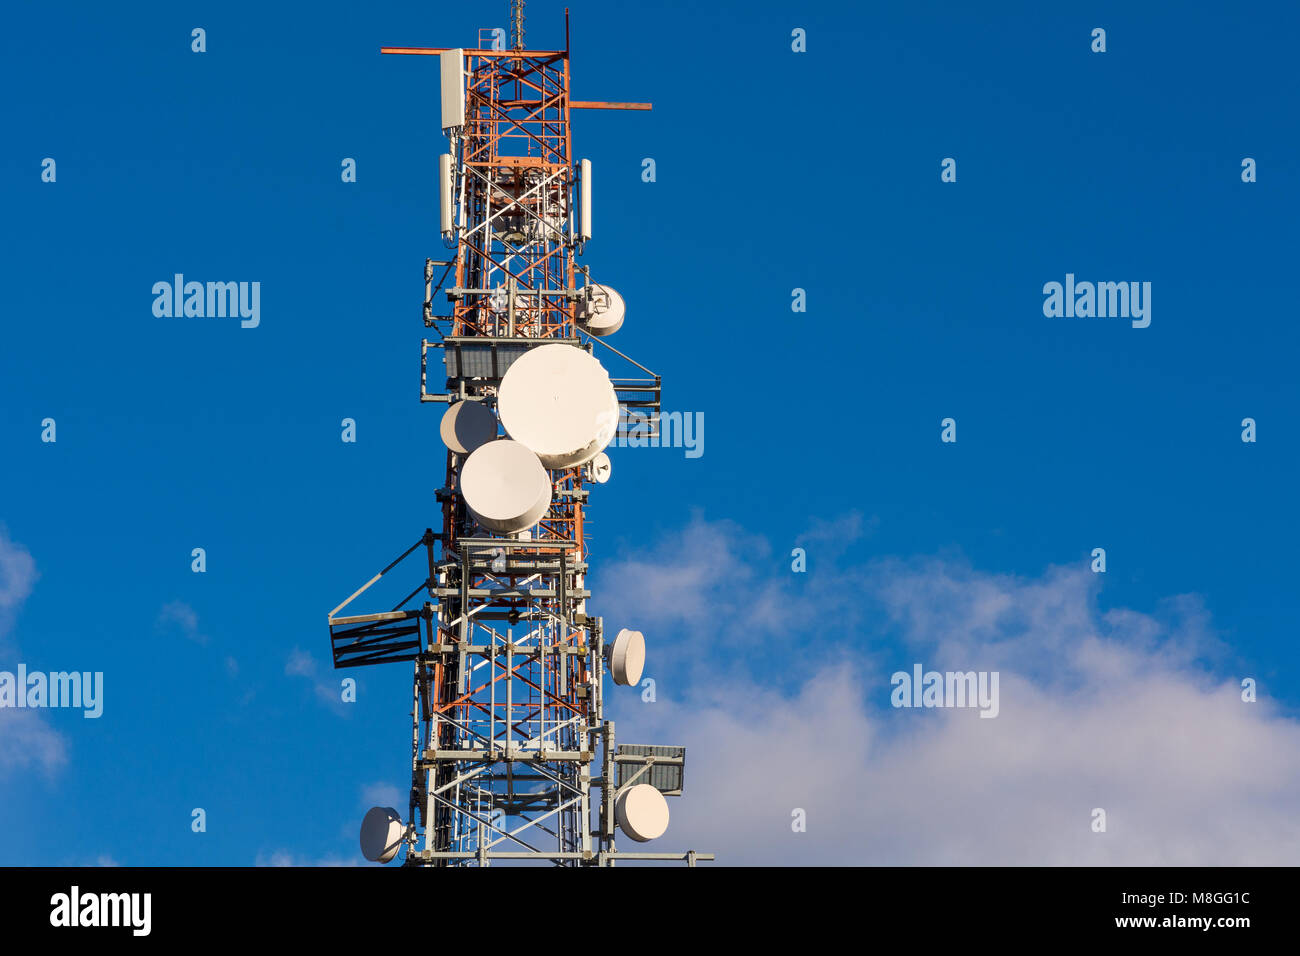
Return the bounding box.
[327,8,710,867]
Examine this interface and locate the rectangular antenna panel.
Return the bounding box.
[616,744,685,795]
[439,153,454,234]
[578,159,592,239]
[440,49,465,129]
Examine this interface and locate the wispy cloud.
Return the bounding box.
[0,528,64,779]
[0,709,68,778]
[155,601,241,679]
[254,850,357,867]
[599,515,1300,865]
[156,600,206,645]
[0,529,36,608]
[286,648,347,713]
[362,781,403,809]
[0,525,37,638]
[794,508,878,556]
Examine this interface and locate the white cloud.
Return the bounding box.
[0,529,64,779]
[156,600,205,644]
[0,526,36,616]
[286,648,347,712]
[254,850,357,867]
[795,508,878,556]
[599,516,1300,865]
[0,709,68,777]
[362,781,403,810]
[0,526,38,647]
[286,648,316,679]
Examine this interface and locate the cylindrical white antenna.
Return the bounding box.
[609,628,645,685]
[577,284,625,337]
[460,439,552,534]
[439,153,454,235]
[440,399,496,455]
[615,784,669,842]
[578,158,592,240]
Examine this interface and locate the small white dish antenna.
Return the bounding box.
[577,284,625,337]
[609,628,645,686]
[440,400,498,455]
[615,783,669,842]
[360,806,404,864]
[460,439,552,534]
[588,452,612,484]
[498,343,619,469]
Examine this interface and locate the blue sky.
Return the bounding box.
[2,0,1298,865]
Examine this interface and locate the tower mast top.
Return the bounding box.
[510,0,526,50]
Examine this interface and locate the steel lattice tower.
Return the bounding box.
[327,4,710,867]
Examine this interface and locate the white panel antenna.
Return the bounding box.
[440,49,465,130]
[439,153,454,235]
[578,158,592,240]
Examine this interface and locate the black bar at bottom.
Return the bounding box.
[0,865,1287,942]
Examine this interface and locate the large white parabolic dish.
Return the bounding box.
[360,806,404,864]
[609,628,645,686]
[440,400,497,455]
[577,285,625,337]
[498,343,619,469]
[615,784,669,842]
[460,439,552,534]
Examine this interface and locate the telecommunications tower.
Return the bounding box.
[326,2,711,866]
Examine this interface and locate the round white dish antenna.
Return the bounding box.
[609,628,645,686]
[360,806,404,864]
[588,452,612,484]
[497,343,619,469]
[440,400,497,455]
[615,784,669,842]
[577,284,625,337]
[460,440,552,534]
